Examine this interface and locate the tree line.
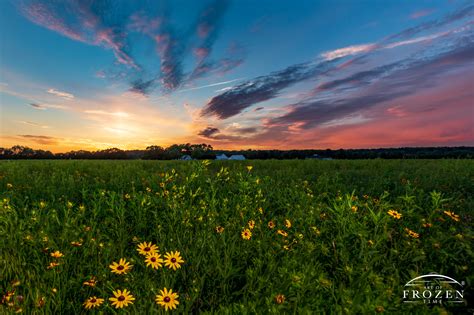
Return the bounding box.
[0,144,473,160]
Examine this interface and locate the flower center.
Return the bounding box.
[151,257,156,262]
[117,265,124,270]
[118,295,125,301]
[164,296,171,303]
[144,247,150,251]
[90,298,97,303]
[171,258,176,263]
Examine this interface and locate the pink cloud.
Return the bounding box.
[410,9,435,19]
[321,43,377,60]
[20,2,139,69]
[22,2,87,43]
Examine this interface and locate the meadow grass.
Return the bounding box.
[0,160,473,314]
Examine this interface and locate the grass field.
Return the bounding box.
[1,160,473,314]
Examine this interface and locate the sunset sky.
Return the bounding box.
[0,0,473,152]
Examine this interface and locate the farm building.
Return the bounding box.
[216,154,229,160]
[228,155,246,160]
[180,154,193,160]
[307,154,332,160]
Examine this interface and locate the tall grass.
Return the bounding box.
[0,160,472,313]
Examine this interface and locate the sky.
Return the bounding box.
[0,0,473,152]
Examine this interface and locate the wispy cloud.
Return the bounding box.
[201,60,336,119]
[198,126,220,138]
[179,78,243,92]
[197,126,242,141]
[201,5,473,122]
[268,43,474,130]
[18,120,49,128]
[17,134,58,145]
[29,102,67,110]
[190,0,231,79]
[16,1,244,96]
[18,0,139,69]
[47,88,74,100]
[410,9,436,20]
[83,110,130,117]
[321,44,377,61]
[388,3,473,41]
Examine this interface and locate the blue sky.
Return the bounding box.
[0,0,473,151]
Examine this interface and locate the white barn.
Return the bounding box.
[180,154,193,160]
[228,154,246,160]
[216,154,229,160]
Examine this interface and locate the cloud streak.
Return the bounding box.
[47,88,74,100]
[179,78,243,92]
[201,60,336,119]
[387,3,473,41]
[17,134,58,145]
[200,5,473,122]
[269,43,474,130]
[410,9,435,20]
[18,121,49,128]
[19,0,139,69]
[17,1,242,96]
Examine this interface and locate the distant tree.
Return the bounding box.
[143,145,166,159]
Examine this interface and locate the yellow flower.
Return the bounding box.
[146,187,152,193]
[109,258,133,275]
[405,228,419,238]
[137,242,159,256]
[275,294,285,304]
[39,201,46,208]
[109,289,135,309]
[246,166,253,171]
[387,210,402,219]
[284,219,292,229]
[47,262,60,269]
[145,253,164,269]
[277,230,288,237]
[351,206,358,213]
[248,220,255,230]
[155,288,179,311]
[241,228,252,240]
[368,240,374,246]
[52,288,57,294]
[71,241,82,247]
[443,210,460,222]
[268,220,275,229]
[124,193,131,199]
[164,251,185,270]
[2,290,15,303]
[83,296,104,309]
[50,251,64,258]
[6,183,13,189]
[83,277,97,287]
[215,226,224,233]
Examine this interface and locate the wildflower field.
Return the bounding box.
[0,159,473,314]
